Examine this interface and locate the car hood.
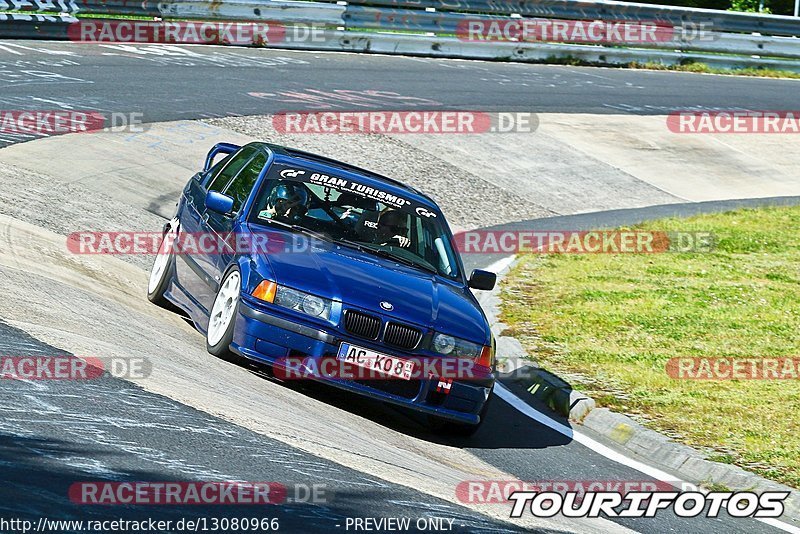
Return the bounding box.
[259,239,489,344]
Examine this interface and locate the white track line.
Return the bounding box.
[485,254,516,274]
[485,257,800,533]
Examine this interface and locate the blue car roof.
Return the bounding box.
[255,142,440,211]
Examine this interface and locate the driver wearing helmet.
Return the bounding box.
[375,209,411,248]
[260,182,309,223]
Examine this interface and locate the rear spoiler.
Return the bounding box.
[203,142,241,172]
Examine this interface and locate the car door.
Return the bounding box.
[201,149,269,291]
[174,145,257,313]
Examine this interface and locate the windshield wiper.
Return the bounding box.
[290,224,331,243]
[388,253,438,275]
[341,240,438,275]
[336,238,370,253]
[257,218,331,243]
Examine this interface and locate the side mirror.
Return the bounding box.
[205,191,234,215]
[468,269,496,291]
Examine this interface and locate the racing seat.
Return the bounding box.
[354,209,382,243]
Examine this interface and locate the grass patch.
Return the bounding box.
[501,206,800,488]
[544,56,800,79]
[630,60,800,79]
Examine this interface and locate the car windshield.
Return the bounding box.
[248,163,460,280]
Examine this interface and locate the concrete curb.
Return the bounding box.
[478,256,800,525]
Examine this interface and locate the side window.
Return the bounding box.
[203,153,232,183]
[224,152,267,213]
[208,146,257,192]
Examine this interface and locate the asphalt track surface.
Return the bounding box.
[0,321,530,533]
[1,40,800,146]
[1,40,799,533]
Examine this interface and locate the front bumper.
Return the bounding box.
[233,299,494,425]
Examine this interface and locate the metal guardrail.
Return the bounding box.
[339,0,800,37]
[1,0,800,73]
[286,29,800,70]
[5,0,800,35]
[159,0,345,25]
[341,5,800,59]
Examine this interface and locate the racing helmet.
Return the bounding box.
[266,182,309,220]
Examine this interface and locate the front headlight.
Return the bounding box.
[433,333,455,354]
[432,333,482,359]
[301,294,327,317]
[275,286,332,320]
[252,281,332,321]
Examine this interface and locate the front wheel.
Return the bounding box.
[206,267,241,359]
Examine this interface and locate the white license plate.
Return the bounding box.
[337,343,416,380]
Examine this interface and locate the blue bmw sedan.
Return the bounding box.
[147,142,497,434]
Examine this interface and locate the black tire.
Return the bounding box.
[206,266,241,360]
